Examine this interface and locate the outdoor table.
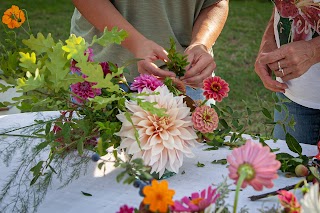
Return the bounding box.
[0,111,317,213]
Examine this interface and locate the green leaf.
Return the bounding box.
[77,138,84,155]
[211,159,227,165]
[48,165,57,174]
[137,98,167,118]
[261,107,272,119]
[30,174,41,186]
[203,146,219,151]
[225,106,233,115]
[276,152,294,160]
[165,37,189,77]
[35,141,50,151]
[22,33,56,55]
[17,69,45,92]
[46,42,74,91]
[98,162,105,170]
[30,161,44,185]
[90,95,122,111]
[197,162,205,167]
[285,133,302,155]
[124,112,141,149]
[219,119,229,129]
[116,171,127,182]
[91,27,128,47]
[309,167,320,182]
[275,104,282,112]
[81,191,93,196]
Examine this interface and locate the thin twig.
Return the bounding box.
[248,181,305,201]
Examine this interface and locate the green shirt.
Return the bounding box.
[70,0,219,82]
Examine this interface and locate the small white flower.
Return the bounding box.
[301,183,320,213]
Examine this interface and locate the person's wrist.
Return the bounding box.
[309,37,320,63]
[184,43,209,54]
[126,36,149,57]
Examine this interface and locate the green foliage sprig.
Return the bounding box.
[165,38,190,77]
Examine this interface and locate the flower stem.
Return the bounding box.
[201,99,208,106]
[233,171,246,213]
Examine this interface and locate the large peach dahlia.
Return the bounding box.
[116,85,198,177]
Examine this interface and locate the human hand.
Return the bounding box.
[254,55,288,93]
[259,40,318,82]
[134,39,176,79]
[180,44,216,88]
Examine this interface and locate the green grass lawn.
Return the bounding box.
[0,0,275,134]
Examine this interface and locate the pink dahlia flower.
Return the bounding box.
[70,59,81,74]
[116,204,134,213]
[277,190,301,213]
[70,48,94,74]
[99,61,110,76]
[172,185,220,212]
[203,76,229,102]
[130,74,163,92]
[116,85,198,177]
[192,105,219,133]
[70,76,101,104]
[227,139,281,191]
[84,48,94,62]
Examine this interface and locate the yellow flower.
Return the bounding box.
[143,180,175,213]
[2,5,26,29]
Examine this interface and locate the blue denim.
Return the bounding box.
[274,92,320,145]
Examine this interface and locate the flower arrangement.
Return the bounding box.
[1,4,320,213]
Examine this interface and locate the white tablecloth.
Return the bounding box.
[0,111,317,213]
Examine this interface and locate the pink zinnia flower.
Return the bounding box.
[116,85,198,177]
[192,105,219,133]
[203,76,229,102]
[70,75,101,104]
[172,185,220,212]
[227,139,281,191]
[116,204,134,213]
[278,190,301,213]
[130,74,163,92]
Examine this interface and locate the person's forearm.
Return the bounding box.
[72,0,147,54]
[258,9,277,54]
[190,0,229,51]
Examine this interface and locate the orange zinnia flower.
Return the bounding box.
[143,180,175,213]
[2,5,26,29]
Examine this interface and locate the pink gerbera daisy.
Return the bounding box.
[203,76,229,102]
[192,105,219,133]
[70,75,101,104]
[278,190,301,213]
[172,185,220,212]
[130,74,163,92]
[227,139,281,191]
